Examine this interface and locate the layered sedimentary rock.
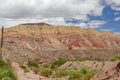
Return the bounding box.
[3,23,120,49]
[1,23,120,63]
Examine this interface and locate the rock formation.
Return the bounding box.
[0,23,120,63]
[91,61,120,80]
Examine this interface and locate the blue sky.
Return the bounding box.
[66,6,120,34]
[96,6,120,33]
[0,0,120,34]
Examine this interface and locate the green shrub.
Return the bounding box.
[52,67,98,80]
[53,68,82,79]
[33,67,52,77]
[33,68,40,74]
[0,59,18,80]
[52,70,63,78]
[84,70,98,80]
[50,58,67,69]
[63,69,82,80]
[69,71,82,80]
[110,54,120,61]
[20,64,30,73]
[43,64,50,68]
[0,69,18,80]
[40,67,52,77]
[27,60,39,68]
[79,66,89,74]
[80,67,98,80]
[0,59,9,68]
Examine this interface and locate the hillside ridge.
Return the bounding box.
[1,23,120,64]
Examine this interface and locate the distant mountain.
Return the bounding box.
[1,23,120,64]
[20,22,52,26]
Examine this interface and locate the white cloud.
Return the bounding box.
[105,0,120,11]
[115,17,120,21]
[101,29,113,32]
[66,20,106,28]
[114,12,120,15]
[86,20,107,28]
[114,32,120,35]
[0,17,66,27]
[0,0,105,27]
[0,0,104,19]
[0,17,107,30]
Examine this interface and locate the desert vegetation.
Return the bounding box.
[20,64,30,73]
[53,67,98,80]
[18,58,99,80]
[50,58,67,69]
[33,67,52,77]
[18,55,120,80]
[0,59,18,80]
[110,54,120,61]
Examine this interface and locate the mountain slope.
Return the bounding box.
[1,23,120,63]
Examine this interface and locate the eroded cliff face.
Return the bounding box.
[1,23,120,63]
[3,23,120,49]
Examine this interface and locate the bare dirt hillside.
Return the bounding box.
[1,23,120,64]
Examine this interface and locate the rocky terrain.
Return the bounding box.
[0,23,119,64]
[0,23,120,80]
[11,61,120,80]
[59,61,120,80]
[11,62,68,80]
[91,61,120,80]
